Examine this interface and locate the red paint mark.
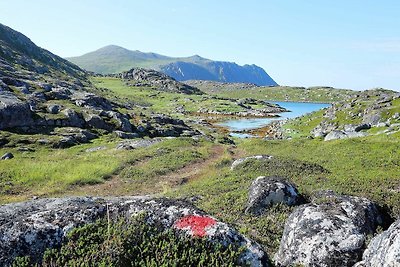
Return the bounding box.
[174,215,217,237]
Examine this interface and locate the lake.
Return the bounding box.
[218,101,330,132]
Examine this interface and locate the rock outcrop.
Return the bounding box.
[245,176,302,215]
[118,68,202,95]
[274,191,383,267]
[0,197,268,267]
[231,155,274,170]
[324,130,368,141]
[116,138,163,150]
[355,219,400,267]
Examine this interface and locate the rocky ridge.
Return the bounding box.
[310,89,400,140]
[115,68,203,95]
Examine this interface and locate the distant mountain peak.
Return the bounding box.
[98,44,129,51]
[189,54,205,60]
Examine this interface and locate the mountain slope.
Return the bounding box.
[0,23,85,80]
[67,45,278,86]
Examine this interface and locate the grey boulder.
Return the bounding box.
[355,219,400,267]
[62,108,84,128]
[363,112,382,126]
[245,176,301,215]
[0,92,34,130]
[343,124,371,132]
[324,130,367,141]
[73,92,113,111]
[274,191,383,267]
[83,113,112,131]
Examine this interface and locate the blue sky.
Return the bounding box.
[0,0,399,90]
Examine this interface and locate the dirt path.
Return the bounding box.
[68,156,154,197]
[69,145,229,197]
[157,145,226,190]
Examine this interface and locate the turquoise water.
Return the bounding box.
[218,101,330,132]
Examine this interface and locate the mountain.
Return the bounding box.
[67,45,278,86]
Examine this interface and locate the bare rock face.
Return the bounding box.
[245,176,302,215]
[355,219,400,267]
[0,197,269,266]
[274,191,383,267]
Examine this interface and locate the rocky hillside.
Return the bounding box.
[0,24,200,148]
[284,89,400,140]
[67,45,278,86]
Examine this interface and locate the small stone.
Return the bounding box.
[113,130,139,139]
[37,139,50,145]
[46,104,60,114]
[85,146,107,153]
[1,152,14,160]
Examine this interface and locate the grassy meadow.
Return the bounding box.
[1,76,400,258]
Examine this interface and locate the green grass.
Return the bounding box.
[91,77,281,118]
[2,74,400,264]
[165,132,400,255]
[0,136,213,203]
[118,138,212,193]
[283,109,326,138]
[239,134,400,214]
